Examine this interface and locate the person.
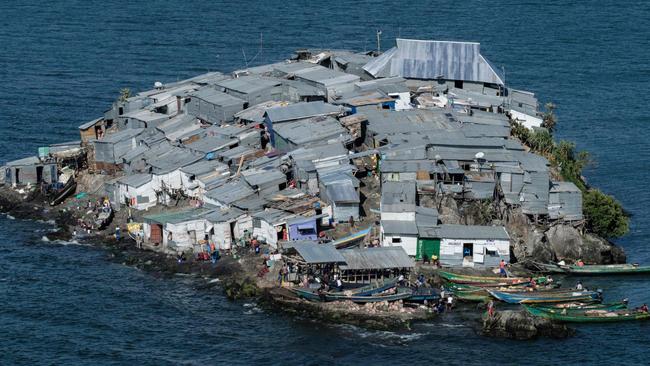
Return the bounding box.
[211,248,219,264]
[177,252,185,263]
[499,259,507,277]
[576,281,584,291]
[115,227,121,242]
[417,274,425,288]
[397,273,405,286]
[335,276,343,291]
[528,277,537,289]
[640,304,648,313]
[576,259,585,267]
[487,300,496,317]
[446,294,454,311]
[436,300,445,314]
[431,254,439,267]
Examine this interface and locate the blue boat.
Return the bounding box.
[332,227,372,249]
[293,287,413,303]
[352,277,399,296]
[406,287,440,302]
[487,289,600,304]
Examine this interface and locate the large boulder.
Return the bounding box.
[438,195,461,224]
[481,310,573,339]
[545,225,626,264]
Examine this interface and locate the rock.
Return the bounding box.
[438,195,461,224]
[545,225,625,264]
[481,310,573,340]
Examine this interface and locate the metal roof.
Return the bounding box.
[203,206,246,223]
[381,181,416,213]
[241,167,286,187]
[5,156,42,166]
[144,207,213,225]
[325,180,359,203]
[79,117,103,130]
[339,247,414,270]
[116,173,152,188]
[235,101,290,123]
[97,128,145,144]
[273,116,347,146]
[264,101,343,123]
[179,159,229,176]
[205,179,255,205]
[437,224,510,240]
[363,39,505,85]
[381,220,419,235]
[186,135,237,154]
[215,75,282,94]
[291,242,346,264]
[550,181,581,193]
[190,87,245,106]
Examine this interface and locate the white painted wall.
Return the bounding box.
[510,109,543,129]
[380,211,416,221]
[118,182,157,210]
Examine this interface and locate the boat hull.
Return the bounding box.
[524,305,650,323]
[488,289,599,304]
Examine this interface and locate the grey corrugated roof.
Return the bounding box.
[148,147,203,174]
[291,242,346,264]
[5,156,41,166]
[416,206,439,228]
[215,75,282,94]
[241,167,286,187]
[235,101,290,123]
[186,135,237,154]
[293,66,360,87]
[264,101,343,123]
[273,116,347,146]
[205,179,255,205]
[437,224,510,240]
[363,39,504,85]
[381,181,416,213]
[252,208,293,224]
[117,173,152,188]
[143,207,213,225]
[325,180,359,203]
[203,206,246,223]
[79,117,103,130]
[190,87,245,106]
[550,181,581,193]
[381,220,418,235]
[180,159,229,176]
[98,128,145,144]
[339,247,414,270]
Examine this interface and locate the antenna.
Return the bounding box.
[260,33,263,65]
[376,29,382,53]
[241,48,248,68]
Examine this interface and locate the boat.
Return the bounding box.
[94,206,114,230]
[524,305,650,323]
[346,277,399,296]
[528,302,628,314]
[525,261,569,274]
[48,178,77,206]
[406,287,440,302]
[438,271,547,287]
[331,226,371,249]
[450,290,491,303]
[564,263,650,275]
[539,301,625,309]
[293,286,413,303]
[487,289,600,304]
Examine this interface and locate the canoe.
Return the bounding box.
[524,305,650,323]
[49,178,77,206]
[565,264,650,275]
[528,303,628,314]
[350,277,399,296]
[527,262,569,274]
[332,227,371,249]
[293,286,413,303]
[537,301,626,310]
[95,207,114,230]
[438,271,546,286]
[406,287,440,302]
[450,290,491,303]
[488,289,600,304]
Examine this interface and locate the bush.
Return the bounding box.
[583,189,629,238]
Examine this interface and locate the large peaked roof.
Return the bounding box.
[363,39,504,85]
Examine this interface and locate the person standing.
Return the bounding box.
[499,259,507,277]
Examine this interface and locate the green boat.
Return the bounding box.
[535,301,626,310]
[528,302,627,314]
[524,305,650,323]
[438,271,546,287]
[565,263,650,275]
[293,286,413,303]
[451,290,491,302]
[488,289,600,304]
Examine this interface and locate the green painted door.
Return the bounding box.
[417,238,440,261]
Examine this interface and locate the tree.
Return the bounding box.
[583,189,629,238]
[551,140,590,190]
[542,102,557,133]
[528,129,554,155]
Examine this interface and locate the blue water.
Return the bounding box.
[2,1,650,364]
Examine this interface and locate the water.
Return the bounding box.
[1,1,649,364]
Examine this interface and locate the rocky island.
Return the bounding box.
[0,38,630,337]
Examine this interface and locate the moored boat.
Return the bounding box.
[48,178,77,206]
[487,289,600,304]
[527,302,627,314]
[524,305,650,323]
[565,263,650,275]
[95,206,114,230]
[293,286,413,303]
[406,287,440,302]
[438,271,546,286]
[538,301,625,310]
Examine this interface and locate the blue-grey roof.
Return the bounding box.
[264,101,343,123]
[325,180,359,203]
[363,39,505,85]
[116,173,152,188]
[381,181,416,213]
[273,116,347,146]
[186,135,237,154]
[437,224,510,240]
[381,220,418,235]
[180,159,228,176]
[215,75,282,94]
[190,87,245,106]
[98,128,145,144]
[205,179,255,205]
[291,242,346,264]
[203,207,246,223]
[339,247,414,270]
[79,117,103,130]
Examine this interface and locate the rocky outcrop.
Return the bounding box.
[481,310,574,339]
[545,225,626,264]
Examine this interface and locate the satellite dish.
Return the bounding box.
[434,154,442,161]
[475,152,485,159]
[154,81,163,89]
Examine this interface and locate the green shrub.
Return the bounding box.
[583,189,629,238]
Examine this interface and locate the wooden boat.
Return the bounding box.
[438,271,546,287]
[293,286,413,303]
[528,302,628,314]
[564,263,650,275]
[332,227,371,249]
[94,207,114,230]
[487,289,600,304]
[450,290,491,303]
[526,261,569,274]
[406,287,440,302]
[49,178,77,206]
[348,277,399,296]
[524,305,650,323]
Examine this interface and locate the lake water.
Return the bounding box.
[1,1,649,364]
